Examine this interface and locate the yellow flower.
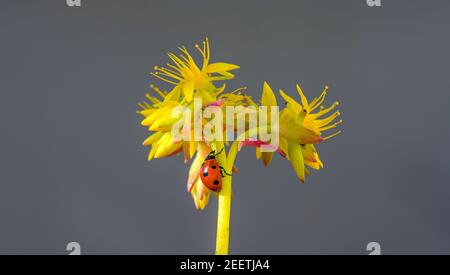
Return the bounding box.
[257,82,342,182]
[279,84,341,144]
[138,38,240,161]
[151,38,239,103]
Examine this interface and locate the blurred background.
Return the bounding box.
[0,0,449,254]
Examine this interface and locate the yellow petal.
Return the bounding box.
[183,81,194,102]
[305,160,321,170]
[262,82,277,106]
[279,137,289,157]
[279,89,301,112]
[196,89,216,104]
[301,144,315,161]
[149,114,182,131]
[255,147,262,159]
[142,132,164,146]
[182,142,190,163]
[147,145,157,161]
[189,139,197,159]
[141,106,171,126]
[262,152,274,166]
[302,145,322,170]
[288,142,305,183]
[206,62,240,73]
[141,111,159,127]
[154,134,176,158]
[208,71,235,81]
[187,143,210,191]
[296,84,310,112]
[279,123,322,144]
[139,108,154,117]
[191,177,210,210]
[163,85,181,103]
[187,151,204,192]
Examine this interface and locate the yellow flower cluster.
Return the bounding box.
[138,38,342,210]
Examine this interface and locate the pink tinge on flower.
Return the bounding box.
[303,154,317,163]
[182,124,190,137]
[238,139,287,158]
[204,99,225,108]
[187,143,210,193]
[315,136,325,143]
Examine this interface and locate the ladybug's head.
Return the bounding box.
[205,150,217,160]
[205,147,224,161]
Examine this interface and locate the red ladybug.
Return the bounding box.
[200,149,231,192]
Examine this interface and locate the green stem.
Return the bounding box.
[214,140,239,255]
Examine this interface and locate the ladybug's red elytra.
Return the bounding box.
[200,148,231,192]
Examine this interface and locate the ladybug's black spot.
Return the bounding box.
[203,171,209,177]
[213,180,220,185]
[212,165,217,169]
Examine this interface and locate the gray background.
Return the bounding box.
[0,0,449,254]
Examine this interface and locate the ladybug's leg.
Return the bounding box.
[219,166,232,177]
[213,147,225,157]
